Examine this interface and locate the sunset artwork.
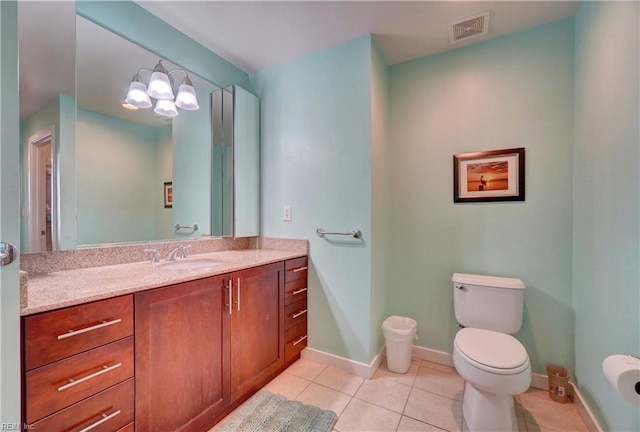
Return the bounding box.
[466,161,509,191]
[454,147,524,202]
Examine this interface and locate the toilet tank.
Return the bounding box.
[452,273,525,334]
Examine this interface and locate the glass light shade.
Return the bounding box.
[125,81,152,108]
[147,71,174,100]
[175,84,199,110]
[154,99,178,117]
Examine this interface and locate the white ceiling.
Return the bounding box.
[136,1,580,73]
[18,1,580,125]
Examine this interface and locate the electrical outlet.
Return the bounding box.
[283,205,292,222]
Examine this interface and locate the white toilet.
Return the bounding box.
[452,273,531,432]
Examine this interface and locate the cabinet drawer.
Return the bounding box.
[26,337,134,424]
[116,424,134,432]
[285,299,308,330]
[284,278,307,306]
[285,322,308,363]
[25,295,134,370]
[29,378,134,432]
[285,257,308,283]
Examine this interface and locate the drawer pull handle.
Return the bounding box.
[292,309,308,319]
[236,277,241,311]
[292,287,308,296]
[292,335,307,346]
[77,409,121,432]
[226,279,233,315]
[57,318,122,340]
[291,266,308,273]
[57,363,122,392]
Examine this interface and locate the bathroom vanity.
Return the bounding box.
[20,249,308,432]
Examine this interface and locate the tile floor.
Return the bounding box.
[212,357,590,432]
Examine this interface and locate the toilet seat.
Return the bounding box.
[454,328,529,375]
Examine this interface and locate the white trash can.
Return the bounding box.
[382,316,418,374]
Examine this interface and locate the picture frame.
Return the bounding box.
[453,147,525,203]
[164,182,173,208]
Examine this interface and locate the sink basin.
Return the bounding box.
[157,259,223,270]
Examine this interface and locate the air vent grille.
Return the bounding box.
[449,11,490,44]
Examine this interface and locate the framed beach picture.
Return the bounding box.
[164,182,173,208]
[453,148,525,203]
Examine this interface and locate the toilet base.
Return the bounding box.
[462,382,519,432]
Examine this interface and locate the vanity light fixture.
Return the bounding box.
[124,59,199,117]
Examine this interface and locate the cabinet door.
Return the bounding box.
[230,262,284,400]
[135,276,230,432]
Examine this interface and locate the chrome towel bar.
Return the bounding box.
[316,228,362,239]
[175,224,198,231]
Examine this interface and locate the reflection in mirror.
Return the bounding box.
[18,1,76,253]
[18,1,221,252]
[75,15,218,247]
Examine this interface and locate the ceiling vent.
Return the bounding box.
[449,11,491,44]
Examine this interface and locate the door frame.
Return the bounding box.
[27,126,57,252]
[0,0,22,425]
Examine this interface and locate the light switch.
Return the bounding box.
[283,205,292,222]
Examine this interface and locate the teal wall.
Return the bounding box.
[20,95,76,251]
[172,90,212,239]
[388,20,575,375]
[251,36,375,363]
[76,1,249,89]
[76,109,159,245]
[155,126,173,240]
[573,2,639,431]
[370,41,390,358]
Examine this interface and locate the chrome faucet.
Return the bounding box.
[144,249,160,264]
[165,244,191,261]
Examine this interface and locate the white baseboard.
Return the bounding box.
[300,346,385,379]
[412,345,455,367]
[571,383,604,432]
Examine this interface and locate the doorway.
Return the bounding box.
[28,126,57,252]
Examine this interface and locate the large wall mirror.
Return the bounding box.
[18,2,257,253]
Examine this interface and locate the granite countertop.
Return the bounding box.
[22,249,306,316]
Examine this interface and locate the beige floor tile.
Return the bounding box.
[397,415,447,431]
[413,366,464,401]
[334,398,401,432]
[420,360,458,375]
[296,382,352,417]
[355,376,412,413]
[263,370,311,400]
[285,358,327,381]
[404,387,463,432]
[375,358,421,387]
[517,389,588,431]
[314,365,365,396]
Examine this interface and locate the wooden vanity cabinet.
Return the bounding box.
[135,261,285,432]
[135,275,230,432]
[22,255,306,432]
[284,257,309,364]
[22,295,135,431]
[229,262,285,400]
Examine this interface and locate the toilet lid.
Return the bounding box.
[455,328,528,371]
